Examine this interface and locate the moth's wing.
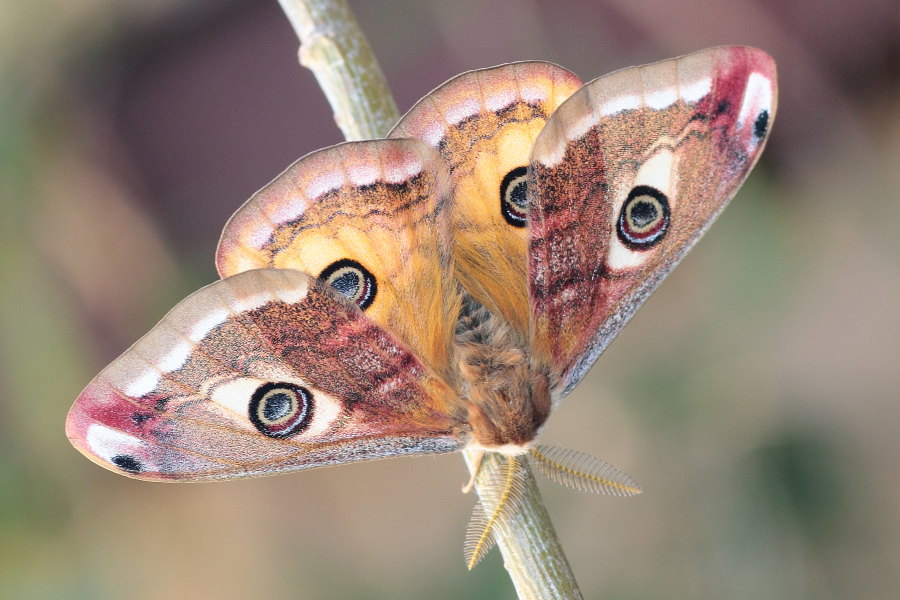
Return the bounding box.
[390,62,583,339]
[216,139,461,381]
[66,269,468,481]
[528,46,777,395]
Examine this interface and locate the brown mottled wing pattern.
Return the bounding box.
[216,139,461,381]
[390,62,583,339]
[66,269,467,481]
[528,46,778,396]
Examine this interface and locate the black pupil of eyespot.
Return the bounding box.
[330,270,360,298]
[319,259,376,310]
[263,392,293,422]
[630,200,658,227]
[509,180,527,210]
[616,185,670,250]
[249,382,313,439]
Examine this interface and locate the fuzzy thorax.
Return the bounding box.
[454,297,551,448]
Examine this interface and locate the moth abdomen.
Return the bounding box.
[453,295,550,448]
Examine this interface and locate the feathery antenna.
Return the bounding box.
[464,454,527,569]
[529,445,642,496]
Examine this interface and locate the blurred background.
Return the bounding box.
[1,0,898,598]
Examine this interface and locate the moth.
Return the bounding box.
[67,46,777,567]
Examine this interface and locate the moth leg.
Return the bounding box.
[461,449,485,493]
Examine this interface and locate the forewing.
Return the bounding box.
[66,269,467,481]
[528,46,777,395]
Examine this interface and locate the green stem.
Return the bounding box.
[277,0,398,139]
[277,1,582,597]
[464,450,583,600]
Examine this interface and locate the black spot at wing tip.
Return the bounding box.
[111,454,143,473]
[754,110,770,139]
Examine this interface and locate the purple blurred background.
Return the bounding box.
[2,1,898,598]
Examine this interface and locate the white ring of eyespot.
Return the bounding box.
[211,375,341,440]
[608,149,677,270]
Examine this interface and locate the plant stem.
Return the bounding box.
[277,1,582,597]
[463,450,583,600]
[276,0,398,140]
